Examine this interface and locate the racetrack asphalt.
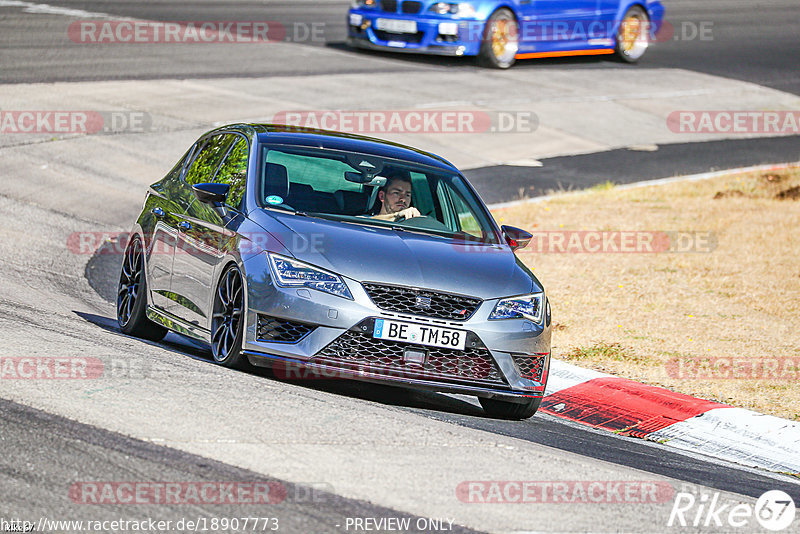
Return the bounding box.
[464,135,800,204]
[2,0,799,95]
[0,397,483,533]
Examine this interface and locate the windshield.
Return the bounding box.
[256,144,500,244]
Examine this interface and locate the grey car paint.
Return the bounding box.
[133,124,551,412]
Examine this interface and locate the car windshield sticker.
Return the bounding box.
[266,195,283,205]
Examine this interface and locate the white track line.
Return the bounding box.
[649,408,800,474]
[0,0,116,19]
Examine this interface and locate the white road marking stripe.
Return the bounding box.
[544,359,611,396]
[0,0,115,19]
[543,359,800,475]
[648,407,800,473]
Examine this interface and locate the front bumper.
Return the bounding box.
[246,349,549,402]
[347,9,484,57]
[242,254,551,401]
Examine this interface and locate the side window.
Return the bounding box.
[184,134,235,186]
[436,181,484,239]
[214,136,249,210]
[163,146,195,181]
[450,190,482,238]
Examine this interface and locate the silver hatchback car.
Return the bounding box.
[118,124,551,419]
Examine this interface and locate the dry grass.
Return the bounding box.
[493,166,800,421]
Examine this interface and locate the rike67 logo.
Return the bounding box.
[669,489,796,531]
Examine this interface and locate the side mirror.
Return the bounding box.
[501,225,533,251]
[192,183,229,204]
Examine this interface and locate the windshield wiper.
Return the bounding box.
[266,204,311,217]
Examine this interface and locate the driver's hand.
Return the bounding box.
[394,207,421,221]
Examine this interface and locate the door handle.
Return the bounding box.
[152,207,165,218]
[178,221,192,232]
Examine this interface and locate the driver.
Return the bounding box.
[372,174,421,222]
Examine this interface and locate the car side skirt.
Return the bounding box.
[515,48,615,59]
[146,306,211,344]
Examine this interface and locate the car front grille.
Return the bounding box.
[257,315,315,343]
[380,0,398,12]
[512,354,546,382]
[362,282,482,321]
[372,30,425,44]
[315,326,504,385]
[401,1,423,14]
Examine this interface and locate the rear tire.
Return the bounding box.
[479,396,542,420]
[478,9,519,69]
[210,264,249,369]
[117,236,168,342]
[614,5,650,63]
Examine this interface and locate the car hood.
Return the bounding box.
[249,210,539,300]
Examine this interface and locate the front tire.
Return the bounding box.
[478,8,519,69]
[479,396,542,420]
[615,5,650,63]
[117,236,167,341]
[210,264,248,369]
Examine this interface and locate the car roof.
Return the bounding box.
[202,123,459,173]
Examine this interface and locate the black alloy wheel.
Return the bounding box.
[117,236,167,341]
[211,265,248,369]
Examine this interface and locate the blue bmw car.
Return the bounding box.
[348,0,664,68]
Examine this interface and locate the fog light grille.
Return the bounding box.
[257,315,315,343]
[512,354,546,382]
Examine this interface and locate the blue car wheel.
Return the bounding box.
[615,5,650,63]
[478,8,519,69]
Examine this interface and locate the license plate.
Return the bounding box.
[373,319,466,350]
[375,18,418,34]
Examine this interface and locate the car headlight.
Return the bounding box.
[429,2,476,17]
[351,0,377,7]
[489,293,544,323]
[267,253,353,300]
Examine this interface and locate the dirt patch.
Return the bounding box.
[713,190,747,199]
[712,169,798,200]
[776,185,800,200]
[492,165,800,421]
